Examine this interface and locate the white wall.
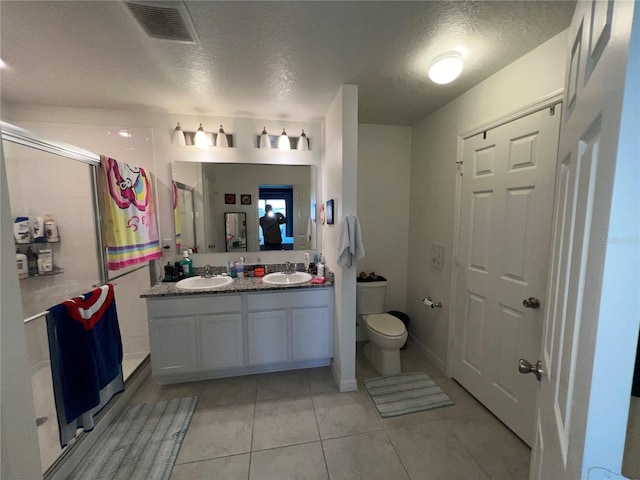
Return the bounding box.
[407,30,568,369]
[357,124,412,312]
[323,85,359,392]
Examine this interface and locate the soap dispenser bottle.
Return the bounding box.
[179,250,193,277]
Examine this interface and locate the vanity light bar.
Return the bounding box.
[178,129,234,147]
[254,133,311,150]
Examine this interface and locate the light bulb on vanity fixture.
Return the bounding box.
[260,127,271,149]
[194,123,209,148]
[428,51,463,85]
[216,124,229,148]
[297,129,309,151]
[278,128,290,151]
[173,122,186,146]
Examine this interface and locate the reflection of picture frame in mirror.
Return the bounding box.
[326,199,334,224]
[311,203,316,222]
[241,194,252,205]
[225,193,236,204]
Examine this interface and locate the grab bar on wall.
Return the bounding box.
[23,310,49,324]
[22,283,119,324]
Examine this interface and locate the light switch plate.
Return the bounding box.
[431,243,445,270]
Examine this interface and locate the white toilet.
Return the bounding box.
[356,280,408,376]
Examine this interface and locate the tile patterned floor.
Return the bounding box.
[126,342,531,480]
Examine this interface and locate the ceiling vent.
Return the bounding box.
[124,1,199,44]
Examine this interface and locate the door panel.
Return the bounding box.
[453,105,561,445]
[533,1,638,478]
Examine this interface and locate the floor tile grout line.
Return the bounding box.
[311,390,331,480]
[383,429,412,480]
[173,451,250,467]
[247,393,258,480]
[440,415,495,480]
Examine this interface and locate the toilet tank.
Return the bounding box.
[356,281,388,315]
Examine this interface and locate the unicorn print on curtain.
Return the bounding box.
[100,156,162,270]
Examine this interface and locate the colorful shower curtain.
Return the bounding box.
[100,156,163,270]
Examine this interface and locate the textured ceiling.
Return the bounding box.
[0,1,575,126]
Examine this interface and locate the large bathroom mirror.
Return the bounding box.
[171,162,317,253]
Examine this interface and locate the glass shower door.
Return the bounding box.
[3,139,103,473]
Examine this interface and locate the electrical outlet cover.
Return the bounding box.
[431,243,445,270]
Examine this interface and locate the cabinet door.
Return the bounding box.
[200,313,244,370]
[247,310,288,364]
[149,316,198,375]
[292,307,332,360]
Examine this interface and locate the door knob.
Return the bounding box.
[519,359,544,381]
[523,297,541,309]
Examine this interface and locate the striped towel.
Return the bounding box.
[100,156,162,270]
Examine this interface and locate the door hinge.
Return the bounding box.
[483,131,487,140]
[456,160,463,176]
[550,104,556,116]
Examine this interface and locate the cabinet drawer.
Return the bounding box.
[247,288,330,310]
[147,294,241,317]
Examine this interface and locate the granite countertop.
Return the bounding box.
[141,274,333,298]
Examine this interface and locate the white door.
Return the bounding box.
[452,107,561,445]
[531,1,639,479]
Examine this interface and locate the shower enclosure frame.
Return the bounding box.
[1,121,108,282]
[1,120,151,479]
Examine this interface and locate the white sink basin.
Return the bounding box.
[262,272,313,286]
[176,276,234,291]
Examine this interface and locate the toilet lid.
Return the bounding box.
[365,314,406,337]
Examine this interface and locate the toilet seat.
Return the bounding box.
[365,313,406,337]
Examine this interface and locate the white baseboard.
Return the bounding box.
[408,332,448,375]
[331,360,358,392]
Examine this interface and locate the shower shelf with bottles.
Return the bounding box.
[15,240,63,278]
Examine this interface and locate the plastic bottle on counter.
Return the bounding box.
[317,258,324,278]
[179,250,193,277]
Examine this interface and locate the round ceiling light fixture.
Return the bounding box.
[428,52,463,84]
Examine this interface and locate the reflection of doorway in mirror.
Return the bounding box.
[225,212,247,252]
[258,184,294,250]
[175,182,196,253]
[258,198,288,249]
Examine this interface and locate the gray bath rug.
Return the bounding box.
[73,396,197,480]
[363,372,453,418]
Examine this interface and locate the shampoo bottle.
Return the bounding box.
[16,249,28,279]
[179,250,193,277]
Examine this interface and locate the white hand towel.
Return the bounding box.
[337,215,365,268]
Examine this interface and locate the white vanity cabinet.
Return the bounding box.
[147,295,243,380]
[292,307,332,360]
[146,287,333,384]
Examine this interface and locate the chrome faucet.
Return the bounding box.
[201,264,214,278]
[284,261,293,275]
